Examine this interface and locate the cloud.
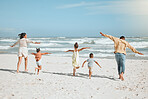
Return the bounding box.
[57,0,148,15]
[57,1,101,9]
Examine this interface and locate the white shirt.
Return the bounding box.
[12,38,35,47]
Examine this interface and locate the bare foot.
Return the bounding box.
[89,76,91,79]
[121,76,124,81]
[25,69,28,72]
[120,74,124,81]
[119,74,121,79]
[17,70,19,73]
[73,73,75,76]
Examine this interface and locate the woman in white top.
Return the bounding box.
[11,33,40,73]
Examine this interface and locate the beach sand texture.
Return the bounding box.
[0,54,147,99]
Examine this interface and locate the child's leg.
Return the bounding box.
[17,57,22,73]
[24,57,28,71]
[76,67,80,69]
[35,67,38,72]
[73,68,76,76]
[37,66,42,75]
[88,67,92,79]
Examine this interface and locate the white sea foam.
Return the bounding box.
[0,39,16,42]
[95,38,114,45]
[53,53,114,58]
[29,43,61,47]
[129,42,148,48]
[29,38,52,40]
[28,48,72,51]
[0,46,10,49]
[49,40,75,44]
[79,53,114,57]
[89,49,114,53]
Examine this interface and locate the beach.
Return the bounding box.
[0,54,147,99]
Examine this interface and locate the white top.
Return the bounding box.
[12,38,35,47]
[87,58,96,67]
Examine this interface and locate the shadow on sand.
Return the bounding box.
[42,71,86,79]
[42,71,118,81]
[0,68,34,75]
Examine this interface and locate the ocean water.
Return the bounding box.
[0,37,148,60]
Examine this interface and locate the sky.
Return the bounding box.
[0,0,148,37]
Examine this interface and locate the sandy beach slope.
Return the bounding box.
[0,54,147,99]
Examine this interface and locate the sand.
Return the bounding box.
[0,54,147,99]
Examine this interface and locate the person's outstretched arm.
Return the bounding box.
[82,60,87,68]
[34,42,40,44]
[126,42,144,55]
[78,47,90,52]
[26,39,40,44]
[11,40,19,47]
[64,50,74,52]
[31,53,36,55]
[41,52,52,55]
[100,32,118,42]
[95,61,101,68]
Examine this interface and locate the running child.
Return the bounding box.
[32,48,51,75]
[65,42,90,76]
[82,53,101,79]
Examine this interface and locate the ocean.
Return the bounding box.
[0,37,148,60]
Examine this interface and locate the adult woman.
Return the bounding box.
[11,33,40,73]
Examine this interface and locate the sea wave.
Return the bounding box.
[0,37,148,59]
[29,43,61,47]
[49,40,75,44]
[83,40,95,44]
[129,42,148,48]
[52,53,114,58]
[0,39,16,42]
[95,38,114,45]
[0,46,10,49]
[89,49,114,53]
[28,48,72,51]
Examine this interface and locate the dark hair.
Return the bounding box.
[89,53,93,58]
[36,48,40,53]
[120,36,125,39]
[18,33,26,39]
[74,42,78,48]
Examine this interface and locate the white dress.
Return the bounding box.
[72,50,80,68]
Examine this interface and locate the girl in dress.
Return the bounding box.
[65,42,90,76]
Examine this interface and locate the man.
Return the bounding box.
[100,32,143,81]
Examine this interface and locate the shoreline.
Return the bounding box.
[0,53,147,60]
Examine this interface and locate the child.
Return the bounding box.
[32,48,51,75]
[82,53,101,79]
[65,42,90,76]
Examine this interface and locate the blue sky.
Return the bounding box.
[0,0,148,37]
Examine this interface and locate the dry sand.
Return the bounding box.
[0,54,147,99]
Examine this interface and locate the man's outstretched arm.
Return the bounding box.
[127,42,144,55]
[100,32,118,42]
